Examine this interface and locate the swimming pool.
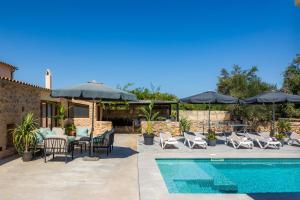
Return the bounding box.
[156,158,300,194]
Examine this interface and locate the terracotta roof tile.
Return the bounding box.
[0,76,49,90]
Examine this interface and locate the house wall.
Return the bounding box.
[0,64,13,79]
[61,99,112,136]
[0,78,58,158]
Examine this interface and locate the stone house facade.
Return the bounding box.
[0,77,59,158]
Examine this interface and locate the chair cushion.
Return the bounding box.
[52,127,65,136]
[67,136,76,143]
[38,128,51,139]
[35,131,44,144]
[45,130,56,137]
[76,127,89,137]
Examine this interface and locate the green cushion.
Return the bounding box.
[45,130,56,137]
[35,131,44,144]
[38,128,51,139]
[67,136,76,143]
[76,127,89,137]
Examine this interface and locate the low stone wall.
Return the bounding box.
[141,121,180,136]
[256,119,300,134]
[180,110,231,122]
[189,120,233,133]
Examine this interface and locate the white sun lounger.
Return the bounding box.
[248,132,282,149]
[287,132,300,145]
[184,132,207,149]
[160,132,178,149]
[226,133,253,149]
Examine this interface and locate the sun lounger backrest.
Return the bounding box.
[160,132,172,141]
[184,132,194,140]
[259,132,271,139]
[291,132,300,139]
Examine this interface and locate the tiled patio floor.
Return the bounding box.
[0,134,139,200]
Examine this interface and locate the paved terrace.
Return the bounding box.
[137,136,300,200]
[0,134,139,200]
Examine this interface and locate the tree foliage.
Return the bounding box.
[118,83,177,101]
[283,55,300,95]
[279,55,300,118]
[217,65,274,98]
[217,65,275,130]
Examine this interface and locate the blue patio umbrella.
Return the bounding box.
[51,81,137,158]
[180,91,238,130]
[243,91,300,132]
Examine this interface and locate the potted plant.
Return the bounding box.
[207,129,217,146]
[65,123,76,136]
[180,117,191,135]
[55,105,66,128]
[274,133,285,146]
[12,113,38,162]
[276,119,291,145]
[139,101,160,145]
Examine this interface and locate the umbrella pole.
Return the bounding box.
[90,100,95,156]
[272,102,275,134]
[208,102,211,131]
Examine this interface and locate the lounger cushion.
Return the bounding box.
[76,127,90,137]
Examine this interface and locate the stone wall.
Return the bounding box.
[180,110,231,122]
[188,120,232,133]
[0,78,58,158]
[256,119,300,134]
[141,121,180,136]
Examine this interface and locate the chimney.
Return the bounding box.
[45,69,52,90]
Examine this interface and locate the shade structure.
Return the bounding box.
[51,81,137,158]
[243,91,300,132]
[51,81,137,101]
[180,91,238,130]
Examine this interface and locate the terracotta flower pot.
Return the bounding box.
[68,130,76,136]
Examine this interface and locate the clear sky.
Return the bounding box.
[0,0,299,97]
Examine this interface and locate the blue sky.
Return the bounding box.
[0,0,299,97]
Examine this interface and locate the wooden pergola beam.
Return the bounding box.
[296,0,300,6]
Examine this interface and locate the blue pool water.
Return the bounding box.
[156,158,300,194]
